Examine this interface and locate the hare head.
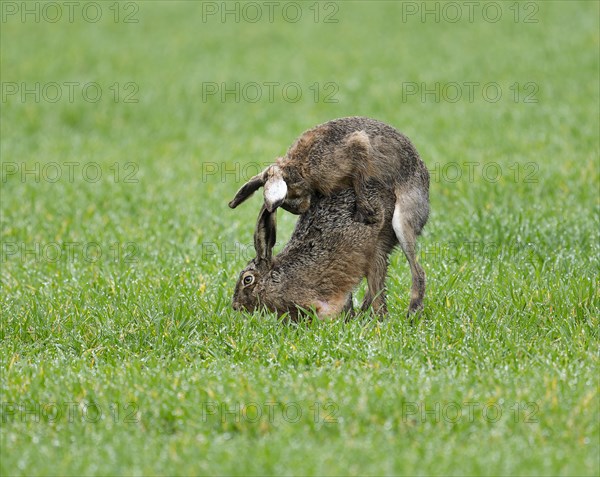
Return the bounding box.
[231,205,277,314]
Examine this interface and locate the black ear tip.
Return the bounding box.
[228,200,237,209]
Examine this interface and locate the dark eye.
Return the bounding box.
[243,274,255,286]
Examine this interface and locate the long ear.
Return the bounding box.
[264,165,288,212]
[254,204,277,263]
[228,168,268,209]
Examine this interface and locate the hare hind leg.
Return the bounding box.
[392,198,426,315]
[342,293,356,321]
[360,252,389,317]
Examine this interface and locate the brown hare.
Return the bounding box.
[232,184,398,320]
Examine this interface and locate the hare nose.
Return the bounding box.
[232,301,240,310]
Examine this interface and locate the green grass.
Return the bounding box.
[1,1,598,475]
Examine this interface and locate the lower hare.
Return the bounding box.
[232,184,415,319]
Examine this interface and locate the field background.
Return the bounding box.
[1,1,598,475]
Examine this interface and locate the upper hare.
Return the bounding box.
[229,116,429,225]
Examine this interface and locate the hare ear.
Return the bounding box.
[264,165,288,212]
[228,168,268,209]
[254,205,277,263]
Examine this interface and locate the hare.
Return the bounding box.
[228,116,429,225]
[230,116,430,315]
[232,184,398,320]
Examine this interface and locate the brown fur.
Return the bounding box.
[232,184,397,321]
[229,117,430,316]
[230,117,428,222]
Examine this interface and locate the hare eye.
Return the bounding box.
[243,274,255,286]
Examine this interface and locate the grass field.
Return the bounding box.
[1,1,599,475]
